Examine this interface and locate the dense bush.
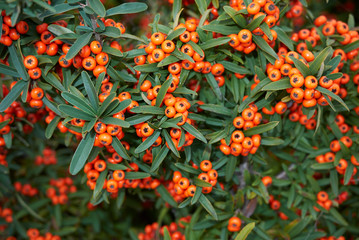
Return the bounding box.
[0,0,359,239]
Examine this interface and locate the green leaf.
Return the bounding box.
[157,55,180,67]
[125,48,147,59]
[182,123,207,143]
[246,14,266,31]
[104,98,131,117]
[235,222,255,240]
[103,45,123,57]
[273,27,294,51]
[126,114,152,126]
[188,41,204,57]
[330,170,338,196]
[225,156,237,182]
[81,71,99,109]
[65,32,93,60]
[45,116,60,139]
[150,146,169,172]
[238,92,263,113]
[101,117,130,128]
[223,6,246,28]
[69,131,96,175]
[112,137,131,160]
[54,204,62,227]
[179,197,191,208]
[157,184,178,207]
[61,92,96,116]
[175,163,200,175]
[288,217,312,237]
[252,35,279,60]
[33,0,56,12]
[120,33,147,44]
[43,73,66,92]
[219,60,252,74]
[289,56,311,77]
[244,121,279,136]
[309,46,331,75]
[191,187,202,205]
[58,104,94,121]
[200,37,231,50]
[43,96,62,116]
[172,48,195,63]
[107,163,127,171]
[0,80,26,112]
[106,2,148,16]
[286,185,296,208]
[172,0,182,23]
[261,137,284,146]
[92,169,107,202]
[116,190,126,210]
[201,24,240,35]
[39,3,79,18]
[195,0,208,14]
[21,81,30,103]
[342,39,359,53]
[89,0,106,17]
[130,106,164,115]
[166,27,186,41]
[260,23,273,41]
[162,130,180,157]
[3,132,11,148]
[344,163,354,185]
[323,56,341,75]
[134,130,161,154]
[102,26,122,38]
[125,172,151,179]
[205,73,223,100]
[199,104,232,116]
[163,227,171,240]
[0,63,20,77]
[0,120,10,130]
[329,208,348,226]
[316,86,349,111]
[48,24,74,36]
[348,14,355,29]
[311,162,333,170]
[198,9,211,27]
[199,195,218,220]
[326,72,343,80]
[134,63,160,73]
[97,92,116,116]
[8,45,28,81]
[261,77,291,91]
[15,194,45,222]
[193,178,212,188]
[156,78,173,107]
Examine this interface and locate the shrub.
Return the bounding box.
[0,0,358,239]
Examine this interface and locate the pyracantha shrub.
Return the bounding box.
[0,0,359,239]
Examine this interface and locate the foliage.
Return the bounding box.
[0,0,358,239]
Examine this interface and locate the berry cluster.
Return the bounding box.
[46,177,76,205]
[0,11,29,46]
[0,207,12,232]
[219,104,262,156]
[289,103,317,130]
[85,158,161,193]
[26,228,61,240]
[314,191,333,211]
[35,148,57,165]
[14,182,38,197]
[137,216,190,240]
